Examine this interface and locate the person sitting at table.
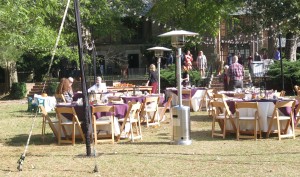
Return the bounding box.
[146,64,158,94]
[182,66,190,87]
[88,76,107,93]
[56,78,73,103]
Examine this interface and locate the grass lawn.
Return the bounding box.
[1,99,300,176]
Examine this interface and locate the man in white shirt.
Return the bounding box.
[88,76,107,93]
[197,51,207,78]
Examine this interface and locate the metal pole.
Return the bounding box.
[279,32,284,90]
[74,0,92,156]
[177,48,182,107]
[157,57,161,94]
[92,40,96,83]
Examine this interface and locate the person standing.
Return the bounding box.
[184,50,193,70]
[146,64,158,93]
[274,48,281,61]
[196,51,207,78]
[227,54,233,66]
[222,65,229,91]
[228,55,244,91]
[254,52,261,61]
[237,52,243,66]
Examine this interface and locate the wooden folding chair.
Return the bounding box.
[294,96,300,127]
[91,106,115,144]
[55,94,66,103]
[211,100,236,139]
[39,105,58,142]
[235,102,261,140]
[202,89,214,114]
[158,95,173,122]
[117,102,142,142]
[140,96,160,127]
[55,107,85,145]
[213,93,226,101]
[266,100,296,140]
[182,89,192,108]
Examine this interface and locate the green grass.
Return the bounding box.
[1,100,300,176]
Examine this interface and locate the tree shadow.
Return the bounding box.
[5,133,58,146]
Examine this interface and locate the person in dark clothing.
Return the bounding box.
[146,64,158,93]
[181,66,190,87]
[227,54,233,66]
[222,65,229,91]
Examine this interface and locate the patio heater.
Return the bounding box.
[159,30,198,145]
[147,46,172,94]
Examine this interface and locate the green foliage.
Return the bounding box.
[46,82,59,96]
[150,0,243,37]
[160,64,202,90]
[10,82,27,99]
[266,60,300,93]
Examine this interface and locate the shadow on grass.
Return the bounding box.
[190,114,211,122]
[5,134,58,146]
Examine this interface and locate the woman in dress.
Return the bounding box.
[146,64,158,94]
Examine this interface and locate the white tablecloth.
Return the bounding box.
[226,101,292,133]
[165,88,207,111]
[34,94,57,112]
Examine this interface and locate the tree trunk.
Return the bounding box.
[4,61,18,93]
[267,30,275,59]
[285,32,298,62]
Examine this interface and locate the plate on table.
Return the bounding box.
[57,103,72,106]
[94,103,106,106]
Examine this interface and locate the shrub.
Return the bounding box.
[160,64,202,90]
[266,59,300,94]
[10,82,27,99]
[47,82,59,96]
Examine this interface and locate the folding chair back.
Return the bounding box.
[182,89,192,107]
[91,105,115,144]
[235,102,261,140]
[55,107,85,145]
[39,105,59,142]
[118,102,142,142]
[55,94,66,103]
[140,96,160,127]
[158,95,173,122]
[211,100,236,139]
[267,100,296,140]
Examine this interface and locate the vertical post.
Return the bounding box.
[157,57,161,94]
[177,48,182,107]
[74,0,91,156]
[279,32,284,90]
[92,41,96,83]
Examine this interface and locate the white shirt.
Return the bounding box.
[197,55,207,69]
[88,83,107,93]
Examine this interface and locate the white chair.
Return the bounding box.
[117,102,142,142]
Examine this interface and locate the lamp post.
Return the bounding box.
[278,32,284,90]
[147,47,172,94]
[159,30,198,145]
